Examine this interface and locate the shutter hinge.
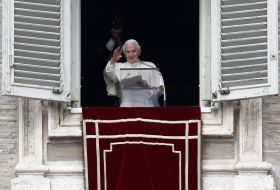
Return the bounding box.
[52,87,63,94]
[9,54,13,68]
[219,87,230,95]
[212,91,217,99]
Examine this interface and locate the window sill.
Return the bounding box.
[70,107,82,114]
[70,107,212,114]
[201,106,212,113]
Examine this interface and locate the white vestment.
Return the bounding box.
[104,61,164,107]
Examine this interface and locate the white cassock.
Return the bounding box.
[104,60,164,107]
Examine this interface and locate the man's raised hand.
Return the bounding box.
[110,47,122,64]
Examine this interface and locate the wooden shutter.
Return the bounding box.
[2,0,71,102]
[211,0,278,101]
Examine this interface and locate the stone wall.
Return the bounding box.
[0,1,19,189]
[262,3,280,188]
[263,97,280,189]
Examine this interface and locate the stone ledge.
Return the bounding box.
[15,164,49,176]
[235,162,272,175]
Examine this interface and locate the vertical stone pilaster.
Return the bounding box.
[11,99,50,190]
[234,98,274,190]
[20,99,42,163]
[239,98,262,162]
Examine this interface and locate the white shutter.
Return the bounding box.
[2,0,71,102]
[211,0,278,101]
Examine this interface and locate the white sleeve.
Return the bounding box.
[105,61,116,72]
[104,61,120,83]
[103,62,120,96]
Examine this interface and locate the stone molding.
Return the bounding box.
[46,102,82,138]
[12,99,85,190]
[202,102,235,136]
[233,98,274,190]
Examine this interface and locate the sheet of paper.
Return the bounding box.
[121,75,143,88]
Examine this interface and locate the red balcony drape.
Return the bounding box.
[83,106,201,190]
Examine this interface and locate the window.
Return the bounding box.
[81,1,199,107]
[2,0,278,106]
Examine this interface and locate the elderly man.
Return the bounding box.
[104,39,164,107]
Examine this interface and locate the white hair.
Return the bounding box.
[122,39,141,52]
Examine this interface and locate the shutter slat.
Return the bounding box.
[222,9,267,19]
[222,9,267,16]
[222,29,267,40]
[15,22,60,33]
[223,15,267,22]
[221,0,266,6]
[222,70,267,81]
[14,77,60,87]
[15,28,60,40]
[222,28,267,36]
[222,16,267,26]
[222,57,267,67]
[15,8,60,19]
[222,64,267,74]
[221,1,266,10]
[222,77,268,88]
[15,35,60,47]
[222,23,267,33]
[15,42,60,54]
[222,50,267,60]
[15,49,60,60]
[14,15,60,22]
[14,70,60,81]
[15,56,60,67]
[222,42,267,50]
[222,43,267,54]
[15,15,60,26]
[17,0,60,5]
[14,1,61,12]
[14,63,60,74]
[222,36,267,46]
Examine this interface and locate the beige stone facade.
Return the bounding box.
[0,0,280,189]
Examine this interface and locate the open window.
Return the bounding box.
[81,1,199,107]
[1,0,278,108]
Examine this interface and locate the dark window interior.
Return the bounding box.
[81,1,199,106]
